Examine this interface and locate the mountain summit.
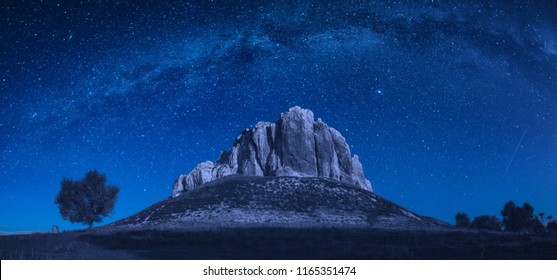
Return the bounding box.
[111,107,446,230]
[173,106,372,198]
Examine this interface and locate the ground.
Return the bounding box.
[1,227,556,260]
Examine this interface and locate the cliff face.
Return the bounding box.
[172,106,372,198]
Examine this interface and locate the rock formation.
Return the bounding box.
[172,106,372,197]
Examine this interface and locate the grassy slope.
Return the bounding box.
[111,176,444,229]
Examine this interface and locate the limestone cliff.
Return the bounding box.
[172,106,372,197]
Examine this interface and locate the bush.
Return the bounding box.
[55,170,119,229]
[455,212,471,228]
[547,221,557,233]
[528,219,545,234]
[472,215,501,231]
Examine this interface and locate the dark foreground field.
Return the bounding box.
[1,227,556,260]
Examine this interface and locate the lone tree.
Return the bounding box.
[55,170,119,229]
[455,212,472,228]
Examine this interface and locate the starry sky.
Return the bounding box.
[1,0,556,232]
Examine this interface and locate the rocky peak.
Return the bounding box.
[173,106,372,197]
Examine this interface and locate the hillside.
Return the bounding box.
[110,176,446,230]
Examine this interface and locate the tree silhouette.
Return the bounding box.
[455,212,471,228]
[501,201,520,231]
[501,200,543,233]
[472,215,501,231]
[55,170,119,229]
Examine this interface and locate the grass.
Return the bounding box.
[1,227,556,260]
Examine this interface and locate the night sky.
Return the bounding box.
[1,0,556,232]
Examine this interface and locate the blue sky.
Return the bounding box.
[1,0,556,232]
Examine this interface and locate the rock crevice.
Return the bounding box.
[173,106,372,197]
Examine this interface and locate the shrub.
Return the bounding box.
[455,212,471,228]
[547,221,557,233]
[529,219,545,234]
[472,215,501,231]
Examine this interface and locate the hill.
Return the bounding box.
[110,176,447,230]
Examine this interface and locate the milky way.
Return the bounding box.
[1,0,556,232]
